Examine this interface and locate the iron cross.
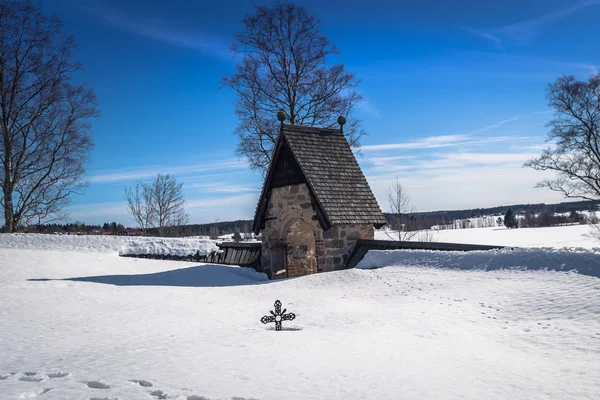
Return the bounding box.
[260,300,296,331]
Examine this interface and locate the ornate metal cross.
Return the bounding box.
[260,300,296,331]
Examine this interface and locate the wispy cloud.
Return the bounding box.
[362,134,470,151]
[499,0,600,41]
[67,193,259,224]
[187,193,258,210]
[462,27,503,50]
[465,0,600,48]
[366,163,565,213]
[89,160,247,184]
[362,111,546,152]
[357,99,381,119]
[187,182,258,193]
[466,111,551,135]
[95,10,231,60]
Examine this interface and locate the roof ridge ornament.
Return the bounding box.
[337,115,346,133]
[277,110,287,129]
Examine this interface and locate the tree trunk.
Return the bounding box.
[3,184,14,232]
[2,129,14,232]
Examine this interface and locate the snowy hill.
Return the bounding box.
[0,234,599,399]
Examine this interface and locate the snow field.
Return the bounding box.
[375,224,600,248]
[1,234,599,399]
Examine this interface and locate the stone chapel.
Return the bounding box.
[252,115,386,279]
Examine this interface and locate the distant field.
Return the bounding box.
[376,224,598,249]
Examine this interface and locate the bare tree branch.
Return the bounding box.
[386,178,418,242]
[222,3,365,174]
[525,74,600,201]
[0,0,98,232]
[124,174,188,237]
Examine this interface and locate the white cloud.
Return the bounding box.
[462,27,503,50]
[465,0,600,47]
[187,193,258,210]
[466,111,550,135]
[441,152,538,164]
[67,193,260,225]
[498,0,600,41]
[358,113,560,212]
[362,111,547,152]
[187,182,258,193]
[357,100,381,119]
[362,134,470,151]
[367,164,565,213]
[95,10,231,60]
[89,160,247,183]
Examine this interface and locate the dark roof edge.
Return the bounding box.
[251,131,284,234]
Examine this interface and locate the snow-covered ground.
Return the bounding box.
[1,234,599,399]
[376,224,599,248]
[0,233,217,256]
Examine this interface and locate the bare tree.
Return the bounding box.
[0,0,98,231]
[150,174,186,236]
[222,3,364,173]
[166,208,190,237]
[125,183,154,235]
[386,178,418,241]
[124,174,188,237]
[525,74,600,200]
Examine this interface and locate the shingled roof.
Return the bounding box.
[253,124,386,233]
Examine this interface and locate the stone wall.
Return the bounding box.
[320,224,374,271]
[260,183,374,278]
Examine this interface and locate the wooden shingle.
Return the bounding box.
[253,124,386,233]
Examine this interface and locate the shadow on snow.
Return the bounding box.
[29,264,272,288]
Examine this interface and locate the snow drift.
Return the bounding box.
[118,238,217,257]
[357,247,600,278]
[0,233,217,256]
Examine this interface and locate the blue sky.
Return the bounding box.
[43,0,600,225]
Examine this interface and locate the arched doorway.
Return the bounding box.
[285,219,317,278]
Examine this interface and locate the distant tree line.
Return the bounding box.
[17,221,125,234]
[8,199,599,236]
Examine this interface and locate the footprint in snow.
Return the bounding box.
[150,390,169,399]
[19,375,43,382]
[130,379,153,387]
[47,372,69,378]
[86,380,111,389]
[0,374,9,380]
[17,388,52,398]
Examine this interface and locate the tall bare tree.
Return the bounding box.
[150,174,187,236]
[222,3,364,173]
[525,74,600,200]
[386,178,417,241]
[125,183,154,235]
[0,0,98,232]
[124,174,188,237]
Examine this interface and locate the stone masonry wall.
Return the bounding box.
[260,183,375,277]
[320,224,374,271]
[261,184,320,278]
